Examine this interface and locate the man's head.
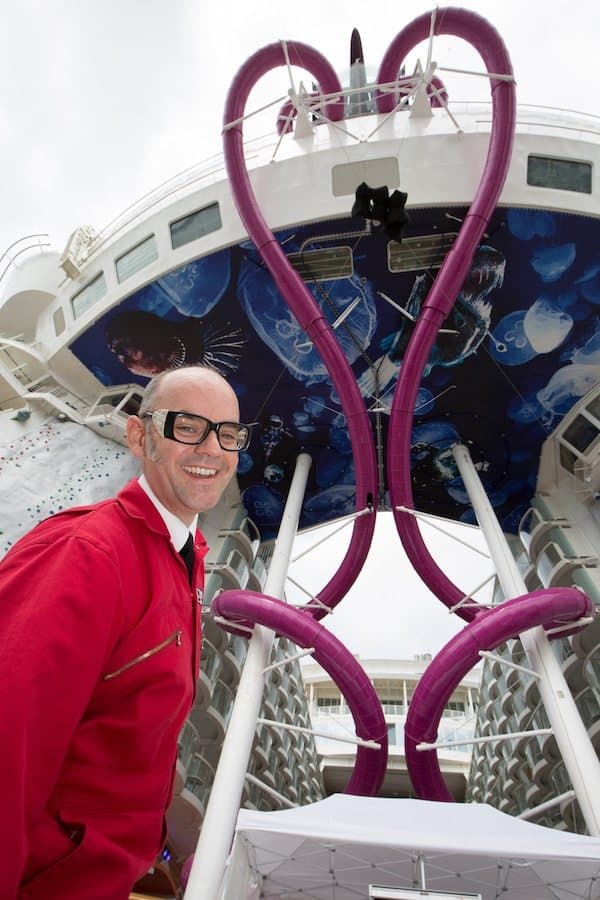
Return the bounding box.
[127,366,243,524]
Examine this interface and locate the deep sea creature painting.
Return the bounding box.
[69,205,600,537]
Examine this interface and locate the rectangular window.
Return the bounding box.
[331,157,400,197]
[115,235,158,283]
[586,393,600,422]
[563,415,600,454]
[316,697,339,708]
[444,700,466,718]
[287,246,353,281]
[52,306,66,336]
[388,232,457,273]
[170,203,222,249]
[381,700,404,715]
[70,272,107,319]
[527,155,592,194]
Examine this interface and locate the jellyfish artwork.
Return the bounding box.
[237,253,377,385]
[489,297,573,364]
[156,251,232,317]
[523,297,573,353]
[537,363,600,421]
[505,208,557,241]
[530,242,576,283]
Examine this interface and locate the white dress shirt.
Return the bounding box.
[138,474,198,553]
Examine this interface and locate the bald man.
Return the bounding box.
[0,366,251,899]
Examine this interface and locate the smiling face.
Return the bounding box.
[127,367,241,524]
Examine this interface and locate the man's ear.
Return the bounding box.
[126,415,146,459]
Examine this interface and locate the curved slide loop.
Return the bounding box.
[223,42,378,618]
[405,587,594,801]
[383,8,517,620]
[212,589,388,795]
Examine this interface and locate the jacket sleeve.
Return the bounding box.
[0,533,124,893]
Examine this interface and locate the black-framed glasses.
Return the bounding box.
[143,409,253,451]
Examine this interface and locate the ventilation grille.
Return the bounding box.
[388,232,458,273]
[287,246,353,281]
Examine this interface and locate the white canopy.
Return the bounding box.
[223,794,600,899]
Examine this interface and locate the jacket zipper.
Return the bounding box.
[103,630,183,681]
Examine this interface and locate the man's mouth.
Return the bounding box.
[182,465,218,478]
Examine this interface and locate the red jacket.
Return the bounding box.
[0,479,206,899]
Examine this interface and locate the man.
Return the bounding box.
[0,365,250,899]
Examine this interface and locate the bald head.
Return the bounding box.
[139,366,239,419]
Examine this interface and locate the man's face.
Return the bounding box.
[128,369,241,524]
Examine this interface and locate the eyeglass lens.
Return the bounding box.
[171,413,249,450]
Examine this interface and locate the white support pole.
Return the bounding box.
[184,453,312,899]
[452,443,600,835]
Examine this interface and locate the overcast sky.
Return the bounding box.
[1,0,597,657]
[2,0,598,256]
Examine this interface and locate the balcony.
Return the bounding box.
[525,781,545,806]
[540,731,560,764]
[196,637,222,706]
[246,554,267,591]
[575,685,600,732]
[223,633,248,680]
[505,754,522,779]
[191,678,235,743]
[531,756,552,790]
[536,539,597,589]
[177,720,201,774]
[218,515,261,566]
[184,753,216,814]
[518,506,571,561]
[204,548,250,591]
[561,652,586,693]
[523,676,541,709]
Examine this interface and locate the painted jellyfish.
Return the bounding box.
[238,255,377,385]
[523,297,573,353]
[488,311,536,365]
[537,363,600,419]
[530,242,576,283]
[576,262,600,304]
[156,250,231,317]
[505,208,556,241]
[125,252,231,320]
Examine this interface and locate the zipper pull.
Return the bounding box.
[176,630,183,646]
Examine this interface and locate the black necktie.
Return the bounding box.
[179,533,195,584]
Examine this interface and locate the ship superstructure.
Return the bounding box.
[2,6,600,899]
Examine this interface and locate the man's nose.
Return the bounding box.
[194,428,221,453]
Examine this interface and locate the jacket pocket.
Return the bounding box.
[103,630,182,681]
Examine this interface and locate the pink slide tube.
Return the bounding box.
[212,588,388,795]
[223,41,378,618]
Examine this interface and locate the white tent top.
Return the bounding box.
[224,795,600,899]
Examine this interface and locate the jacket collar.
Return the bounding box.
[116,479,207,554]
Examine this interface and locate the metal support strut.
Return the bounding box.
[452,442,600,835]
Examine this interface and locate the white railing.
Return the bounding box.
[0,234,51,286]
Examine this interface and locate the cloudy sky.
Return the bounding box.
[2,0,598,256]
[1,0,597,657]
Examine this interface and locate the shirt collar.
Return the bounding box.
[138,475,198,552]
